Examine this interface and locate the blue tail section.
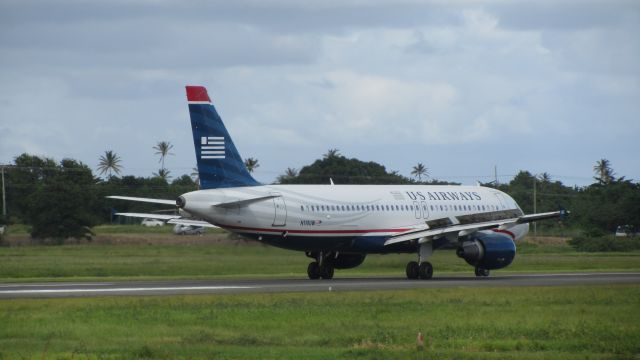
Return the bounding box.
[186,86,260,189]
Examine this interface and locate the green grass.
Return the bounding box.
[0,242,638,282]
[0,285,638,359]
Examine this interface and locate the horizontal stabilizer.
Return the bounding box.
[167,219,219,228]
[107,196,176,206]
[114,213,218,229]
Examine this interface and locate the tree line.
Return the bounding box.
[1,148,638,241]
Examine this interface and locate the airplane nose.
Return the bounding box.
[176,196,186,208]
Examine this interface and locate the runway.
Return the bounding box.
[1,272,638,299]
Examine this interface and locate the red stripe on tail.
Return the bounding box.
[186,86,211,102]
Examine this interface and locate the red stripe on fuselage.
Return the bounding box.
[492,229,516,240]
[218,223,411,235]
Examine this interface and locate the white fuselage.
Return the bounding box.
[180,184,529,253]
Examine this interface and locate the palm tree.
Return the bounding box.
[244,157,259,173]
[323,148,341,159]
[97,150,123,178]
[411,163,429,181]
[538,172,551,183]
[593,159,614,185]
[153,168,171,181]
[277,167,298,183]
[153,141,174,171]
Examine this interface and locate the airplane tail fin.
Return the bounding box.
[185,86,260,189]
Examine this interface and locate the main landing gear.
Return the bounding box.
[307,251,334,280]
[405,261,433,280]
[406,242,434,280]
[474,267,490,277]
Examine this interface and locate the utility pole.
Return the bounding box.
[494,165,498,186]
[1,165,6,218]
[533,175,537,237]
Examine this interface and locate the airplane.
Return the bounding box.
[109,85,565,280]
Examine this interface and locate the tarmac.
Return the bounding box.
[1,272,638,299]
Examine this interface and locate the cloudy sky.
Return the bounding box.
[0,0,638,186]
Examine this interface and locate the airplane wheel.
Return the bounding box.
[320,263,334,279]
[474,267,490,277]
[418,262,433,280]
[406,261,419,279]
[307,262,320,280]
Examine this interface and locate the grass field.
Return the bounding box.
[1,235,640,282]
[1,227,639,359]
[0,240,639,282]
[0,285,638,359]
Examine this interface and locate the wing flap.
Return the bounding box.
[516,210,566,224]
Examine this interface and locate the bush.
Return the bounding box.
[569,235,640,252]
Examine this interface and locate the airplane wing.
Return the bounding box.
[107,196,176,205]
[384,210,565,246]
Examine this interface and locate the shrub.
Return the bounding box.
[569,235,640,252]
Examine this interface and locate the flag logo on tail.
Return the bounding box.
[201,136,225,159]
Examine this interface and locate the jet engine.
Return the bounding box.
[456,232,516,270]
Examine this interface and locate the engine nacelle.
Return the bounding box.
[456,232,516,270]
[333,253,366,269]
